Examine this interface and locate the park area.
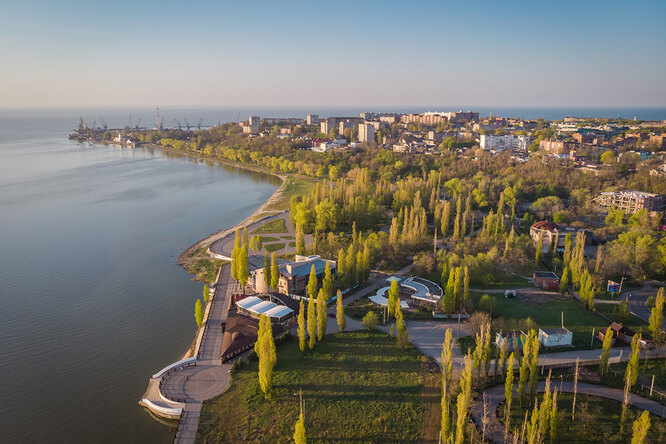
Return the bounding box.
[500,393,666,442]
[465,290,647,352]
[196,331,440,443]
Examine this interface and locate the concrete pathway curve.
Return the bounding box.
[472,381,666,444]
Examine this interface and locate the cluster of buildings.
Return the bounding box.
[596,190,666,214]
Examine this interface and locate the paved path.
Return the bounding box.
[472,381,666,444]
[161,265,234,444]
[210,210,311,259]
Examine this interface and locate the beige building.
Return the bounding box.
[539,139,577,155]
[529,221,590,254]
[597,191,665,214]
[358,123,375,143]
[252,255,336,296]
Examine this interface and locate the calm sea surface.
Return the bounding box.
[0,114,280,443]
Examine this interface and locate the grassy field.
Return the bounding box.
[189,259,222,283]
[469,291,615,351]
[638,360,666,388]
[345,296,436,324]
[500,392,666,442]
[263,177,318,212]
[594,303,648,333]
[251,219,287,234]
[197,331,440,443]
[264,242,285,252]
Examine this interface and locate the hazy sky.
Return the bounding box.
[1,0,665,108]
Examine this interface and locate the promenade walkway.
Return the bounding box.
[472,381,666,444]
[141,265,235,444]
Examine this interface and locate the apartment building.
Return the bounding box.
[539,139,577,155]
[479,134,531,152]
[597,191,666,214]
[358,123,375,143]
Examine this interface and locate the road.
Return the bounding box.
[624,280,666,330]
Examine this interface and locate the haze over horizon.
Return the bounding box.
[2,0,665,108]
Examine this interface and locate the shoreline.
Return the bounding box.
[120,141,291,264]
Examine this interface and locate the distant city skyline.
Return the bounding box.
[2,0,665,108]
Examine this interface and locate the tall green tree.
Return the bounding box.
[441,201,451,237]
[631,411,651,444]
[387,278,400,318]
[195,298,204,327]
[599,326,614,376]
[316,288,327,341]
[441,380,451,443]
[239,244,249,287]
[307,265,318,300]
[263,252,271,290]
[322,262,333,300]
[535,231,543,265]
[559,266,571,295]
[336,290,345,332]
[648,287,665,345]
[454,354,473,444]
[297,299,306,352]
[203,285,210,303]
[443,268,456,313]
[254,314,276,398]
[528,330,540,402]
[294,411,306,444]
[441,328,454,390]
[270,252,279,291]
[307,297,316,349]
[295,222,305,256]
[396,300,408,347]
[518,333,531,406]
[625,333,641,388]
[550,389,558,444]
[504,352,515,440]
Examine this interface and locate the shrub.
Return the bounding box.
[362,311,379,330]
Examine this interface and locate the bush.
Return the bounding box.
[646,296,655,309]
[478,294,497,315]
[362,311,379,330]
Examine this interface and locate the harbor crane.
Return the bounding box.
[99,118,108,130]
[197,118,203,130]
[184,118,191,132]
[135,118,142,129]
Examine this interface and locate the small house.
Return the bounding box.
[599,322,635,345]
[533,271,560,291]
[538,327,572,347]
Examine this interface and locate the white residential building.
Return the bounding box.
[358,123,375,143]
[306,114,319,125]
[479,134,531,152]
[248,116,260,126]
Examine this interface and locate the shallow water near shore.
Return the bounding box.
[0,115,279,443]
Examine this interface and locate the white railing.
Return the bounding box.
[140,399,183,418]
[152,357,198,379]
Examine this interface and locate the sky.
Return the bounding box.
[1,0,665,108]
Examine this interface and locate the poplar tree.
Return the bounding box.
[504,352,515,440]
[337,249,346,287]
[307,265,318,300]
[387,278,400,318]
[499,338,509,380]
[559,266,571,295]
[396,300,408,347]
[322,262,333,300]
[441,380,451,443]
[195,298,204,327]
[231,228,241,281]
[316,288,327,341]
[463,266,470,308]
[270,252,279,291]
[263,252,271,290]
[649,287,665,345]
[296,222,305,255]
[443,268,456,313]
[631,411,651,444]
[454,354,473,444]
[528,330,540,402]
[294,411,306,444]
[518,333,531,406]
[203,285,210,303]
[441,328,454,390]
[255,314,276,398]
[239,244,249,287]
[599,326,614,376]
[297,299,306,352]
[535,230,543,265]
[625,333,641,388]
[336,290,345,332]
[453,267,463,309]
[441,200,451,237]
[550,389,558,444]
[307,297,316,349]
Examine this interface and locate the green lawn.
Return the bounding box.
[264,242,285,252]
[189,258,222,283]
[255,236,280,243]
[197,331,439,443]
[500,392,666,442]
[345,296,435,324]
[594,303,648,334]
[251,218,287,234]
[470,291,614,351]
[639,360,666,389]
[263,177,318,212]
[281,235,295,240]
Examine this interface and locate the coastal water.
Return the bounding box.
[0,114,280,443]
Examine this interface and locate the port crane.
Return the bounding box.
[99,118,108,130]
[197,118,203,130]
[135,118,142,129]
[184,118,191,132]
